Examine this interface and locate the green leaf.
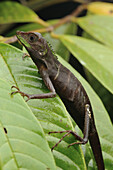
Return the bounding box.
[0,78,56,169]
[0,42,113,169]
[60,35,113,94]
[0,1,47,25]
[77,15,113,48]
[7,23,43,37]
[85,69,113,121]
[0,43,86,170]
[82,31,113,121]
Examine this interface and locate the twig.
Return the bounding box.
[4,35,17,43]
[45,3,87,32]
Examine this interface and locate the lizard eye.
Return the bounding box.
[30,36,34,41]
[29,34,38,42]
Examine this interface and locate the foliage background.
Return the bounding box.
[0,0,113,169]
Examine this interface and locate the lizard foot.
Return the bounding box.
[48,130,88,151]
[22,53,30,60]
[11,85,30,102]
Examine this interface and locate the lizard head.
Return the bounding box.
[16,31,48,58]
[16,31,57,69]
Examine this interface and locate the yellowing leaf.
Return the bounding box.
[88,2,113,16]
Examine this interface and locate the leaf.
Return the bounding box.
[0,43,86,170]
[85,69,113,121]
[82,32,113,121]
[87,2,113,16]
[0,78,56,169]
[77,15,113,48]
[0,42,113,169]
[7,23,44,37]
[60,35,113,94]
[0,1,48,26]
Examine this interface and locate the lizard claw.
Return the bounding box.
[11,85,19,91]
[11,85,30,101]
[22,53,30,60]
[25,97,30,102]
[11,85,20,95]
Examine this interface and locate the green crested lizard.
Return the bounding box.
[11,31,105,170]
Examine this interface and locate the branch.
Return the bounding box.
[3,3,88,44]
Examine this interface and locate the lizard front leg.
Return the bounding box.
[11,85,56,102]
[22,53,30,60]
[11,70,56,102]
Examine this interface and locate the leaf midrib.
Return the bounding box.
[0,120,20,169]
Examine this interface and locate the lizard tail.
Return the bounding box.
[89,131,105,170]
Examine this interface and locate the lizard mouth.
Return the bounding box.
[16,31,31,48]
[17,37,23,45]
[16,31,24,45]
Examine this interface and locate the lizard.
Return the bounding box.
[11,31,105,170]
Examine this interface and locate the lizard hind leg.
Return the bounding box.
[49,104,91,150]
[48,130,88,151]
